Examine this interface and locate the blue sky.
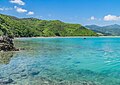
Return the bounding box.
[0,0,120,26]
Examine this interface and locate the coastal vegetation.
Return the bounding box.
[0,14,97,37]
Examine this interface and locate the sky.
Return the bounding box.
[0,0,120,26]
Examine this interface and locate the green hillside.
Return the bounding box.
[0,14,97,37]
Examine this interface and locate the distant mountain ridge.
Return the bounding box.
[85,24,120,36]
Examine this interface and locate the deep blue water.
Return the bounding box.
[1,37,120,85]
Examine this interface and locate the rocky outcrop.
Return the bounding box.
[0,36,19,51]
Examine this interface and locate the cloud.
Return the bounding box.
[14,6,34,15]
[27,11,34,15]
[0,8,4,11]
[10,0,25,5]
[90,16,96,20]
[14,6,27,13]
[0,7,13,11]
[88,16,97,21]
[104,14,120,21]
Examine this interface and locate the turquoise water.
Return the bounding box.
[1,37,120,85]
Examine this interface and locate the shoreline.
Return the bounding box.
[14,36,120,39]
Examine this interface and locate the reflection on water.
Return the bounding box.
[0,52,14,64]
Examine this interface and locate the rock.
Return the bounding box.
[0,78,14,84]
[75,61,81,64]
[67,58,71,60]
[20,48,25,50]
[31,71,39,76]
[82,81,97,85]
[28,68,40,76]
[0,36,19,51]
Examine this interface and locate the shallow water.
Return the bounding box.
[1,37,120,85]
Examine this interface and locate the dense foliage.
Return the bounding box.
[0,14,97,37]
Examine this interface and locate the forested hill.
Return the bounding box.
[0,14,97,37]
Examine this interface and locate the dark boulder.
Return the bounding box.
[0,36,19,51]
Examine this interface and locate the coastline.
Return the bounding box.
[14,36,120,39]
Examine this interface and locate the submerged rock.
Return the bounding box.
[0,52,14,64]
[29,69,40,76]
[0,78,14,84]
[31,71,39,76]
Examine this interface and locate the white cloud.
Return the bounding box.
[27,11,34,15]
[0,8,4,11]
[10,0,25,5]
[14,6,27,13]
[0,7,12,11]
[104,14,120,21]
[90,16,96,20]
